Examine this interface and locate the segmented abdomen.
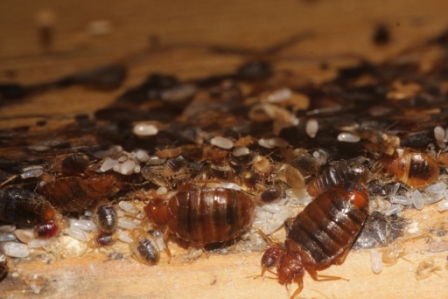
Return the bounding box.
[168,187,255,245]
[287,183,368,269]
[0,188,55,226]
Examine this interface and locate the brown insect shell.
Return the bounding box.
[382,148,439,189]
[38,171,120,213]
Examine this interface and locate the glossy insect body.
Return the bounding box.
[39,173,119,212]
[382,148,439,189]
[129,231,160,265]
[307,160,368,197]
[88,232,117,248]
[34,221,60,239]
[261,182,369,297]
[145,182,255,245]
[94,204,118,233]
[0,188,55,226]
[0,252,7,280]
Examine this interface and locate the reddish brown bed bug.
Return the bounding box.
[0,252,7,280]
[34,216,66,239]
[260,182,369,298]
[38,172,120,213]
[307,160,368,197]
[88,232,117,248]
[0,188,56,227]
[144,181,255,246]
[382,148,439,189]
[94,203,118,233]
[52,153,90,174]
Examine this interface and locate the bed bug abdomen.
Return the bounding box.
[94,204,117,233]
[307,160,368,197]
[287,182,369,268]
[168,187,255,245]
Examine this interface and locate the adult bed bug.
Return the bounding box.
[260,182,369,298]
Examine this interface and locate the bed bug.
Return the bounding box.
[260,182,369,298]
[94,203,118,233]
[0,188,56,227]
[144,181,255,246]
[52,153,90,174]
[307,160,368,197]
[34,219,64,239]
[382,148,439,189]
[129,230,160,265]
[0,252,7,280]
[88,232,117,248]
[38,172,120,212]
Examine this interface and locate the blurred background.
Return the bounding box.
[1,0,448,84]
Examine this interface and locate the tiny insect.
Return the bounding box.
[34,219,64,239]
[38,172,120,212]
[94,203,118,233]
[0,252,7,280]
[144,181,255,246]
[88,232,117,248]
[382,148,439,189]
[260,182,369,298]
[129,230,160,265]
[307,160,368,197]
[52,153,90,174]
[0,188,56,227]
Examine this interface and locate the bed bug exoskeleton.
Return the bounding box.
[260,182,369,298]
[38,172,120,213]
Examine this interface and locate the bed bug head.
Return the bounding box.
[261,245,304,286]
[144,198,169,226]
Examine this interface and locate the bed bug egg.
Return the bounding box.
[305,119,318,138]
[210,136,234,149]
[0,242,29,258]
[133,123,158,137]
[370,249,382,274]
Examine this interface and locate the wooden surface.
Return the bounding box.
[2,1,448,298]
